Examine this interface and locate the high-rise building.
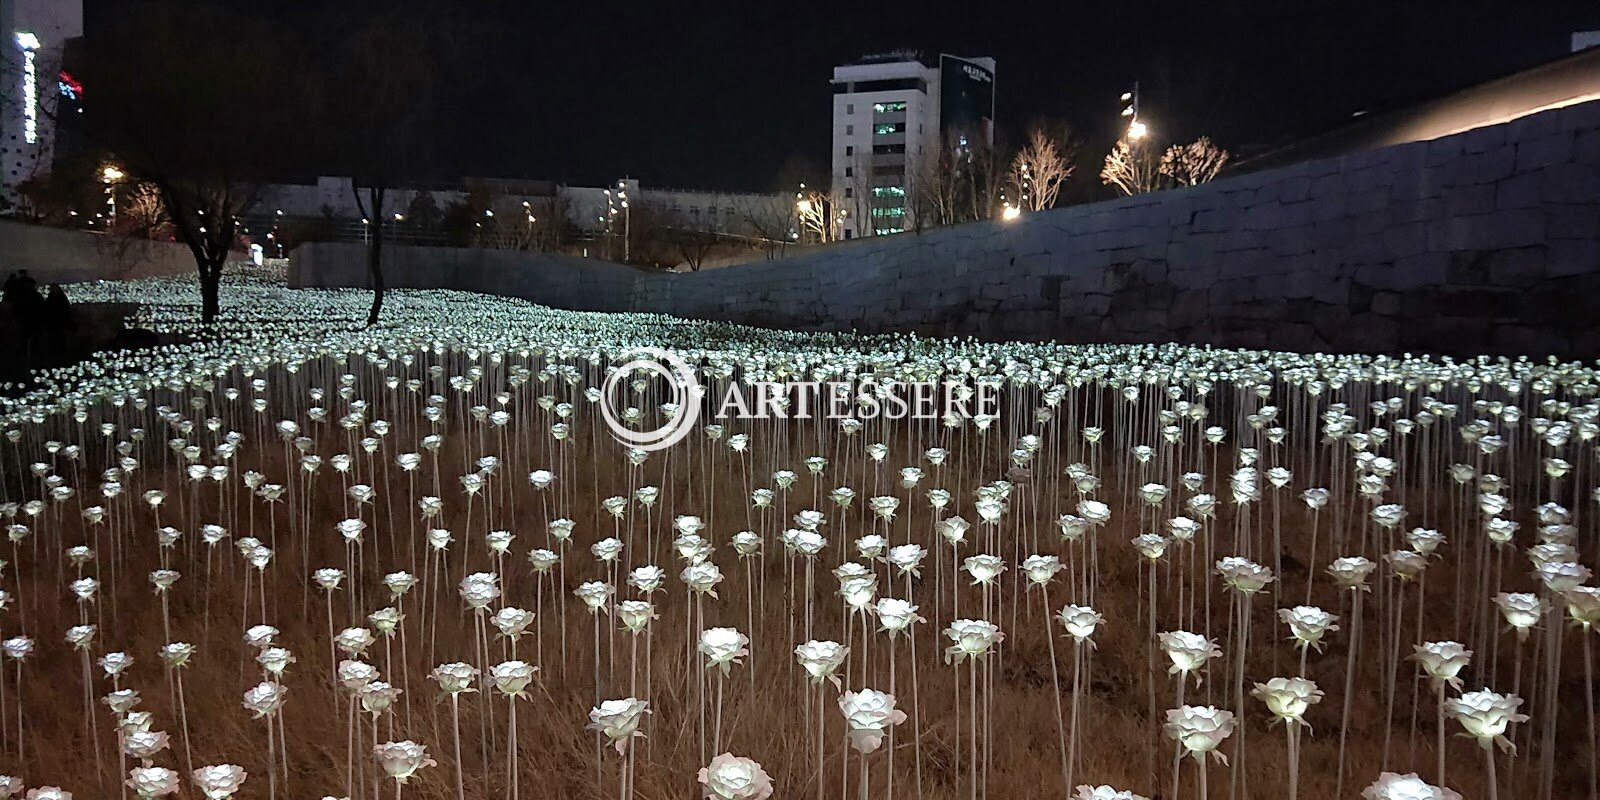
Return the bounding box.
[830,51,995,239]
[1,0,83,206]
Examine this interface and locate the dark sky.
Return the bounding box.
[88,0,1600,193]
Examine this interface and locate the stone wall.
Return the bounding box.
[0,220,197,284]
[292,100,1600,359]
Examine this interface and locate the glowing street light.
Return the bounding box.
[1127,120,1149,140]
[1001,204,1021,222]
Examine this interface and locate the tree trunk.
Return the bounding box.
[366,186,387,327]
[200,259,223,324]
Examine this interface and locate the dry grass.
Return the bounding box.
[0,359,1592,799]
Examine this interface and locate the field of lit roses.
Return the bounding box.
[0,269,1593,800]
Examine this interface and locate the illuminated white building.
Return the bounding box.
[830,51,994,239]
[1,0,82,206]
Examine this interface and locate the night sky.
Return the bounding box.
[87,0,1600,193]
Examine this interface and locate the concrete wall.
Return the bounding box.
[292,99,1600,359]
[0,220,196,284]
[290,241,650,314]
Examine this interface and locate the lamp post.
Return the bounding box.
[100,165,125,229]
[1120,83,1148,141]
[606,181,630,262]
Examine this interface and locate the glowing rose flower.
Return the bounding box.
[1385,550,1428,582]
[1278,606,1339,652]
[617,600,657,634]
[0,776,19,799]
[1494,592,1548,640]
[1362,772,1462,800]
[491,607,535,641]
[1072,786,1149,800]
[549,518,576,542]
[528,548,558,571]
[1252,677,1323,725]
[1187,494,1216,519]
[126,766,181,798]
[699,627,750,675]
[680,563,724,597]
[1537,561,1591,592]
[1132,534,1170,561]
[1371,503,1406,529]
[65,625,96,650]
[489,660,537,697]
[1056,605,1104,646]
[1159,630,1221,684]
[103,689,141,715]
[940,516,971,545]
[241,681,287,718]
[1445,690,1527,752]
[24,789,70,800]
[591,537,624,563]
[698,753,774,800]
[575,581,615,614]
[855,534,887,560]
[1411,641,1472,690]
[1078,499,1111,525]
[313,568,345,592]
[1022,554,1062,585]
[485,530,515,555]
[963,554,1005,585]
[1327,556,1376,591]
[256,646,295,676]
[124,729,171,762]
[875,598,923,636]
[368,608,404,637]
[1216,556,1274,594]
[383,572,416,599]
[944,619,1004,664]
[373,740,435,784]
[459,572,501,609]
[528,470,555,489]
[731,532,762,558]
[338,660,379,691]
[837,689,907,753]
[628,564,665,594]
[1564,586,1600,628]
[357,681,402,716]
[1167,516,1201,542]
[335,628,376,658]
[589,697,650,753]
[430,662,478,695]
[1164,705,1236,762]
[795,640,849,687]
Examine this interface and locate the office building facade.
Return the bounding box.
[830,52,994,238]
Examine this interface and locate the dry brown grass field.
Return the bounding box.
[0,353,1593,800]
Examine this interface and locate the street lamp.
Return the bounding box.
[1001,203,1021,222]
[1120,82,1149,141]
[100,165,125,229]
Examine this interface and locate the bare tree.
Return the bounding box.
[732,197,795,259]
[1160,136,1231,187]
[79,0,289,323]
[795,186,836,243]
[1007,127,1075,211]
[1100,139,1164,196]
[319,3,469,326]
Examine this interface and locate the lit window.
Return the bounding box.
[872,102,908,113]
[871,186,906,198]
[874,123,905,135]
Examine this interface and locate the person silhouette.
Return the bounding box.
[45,284,71,331]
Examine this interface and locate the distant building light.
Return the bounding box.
[16,32,40,144]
